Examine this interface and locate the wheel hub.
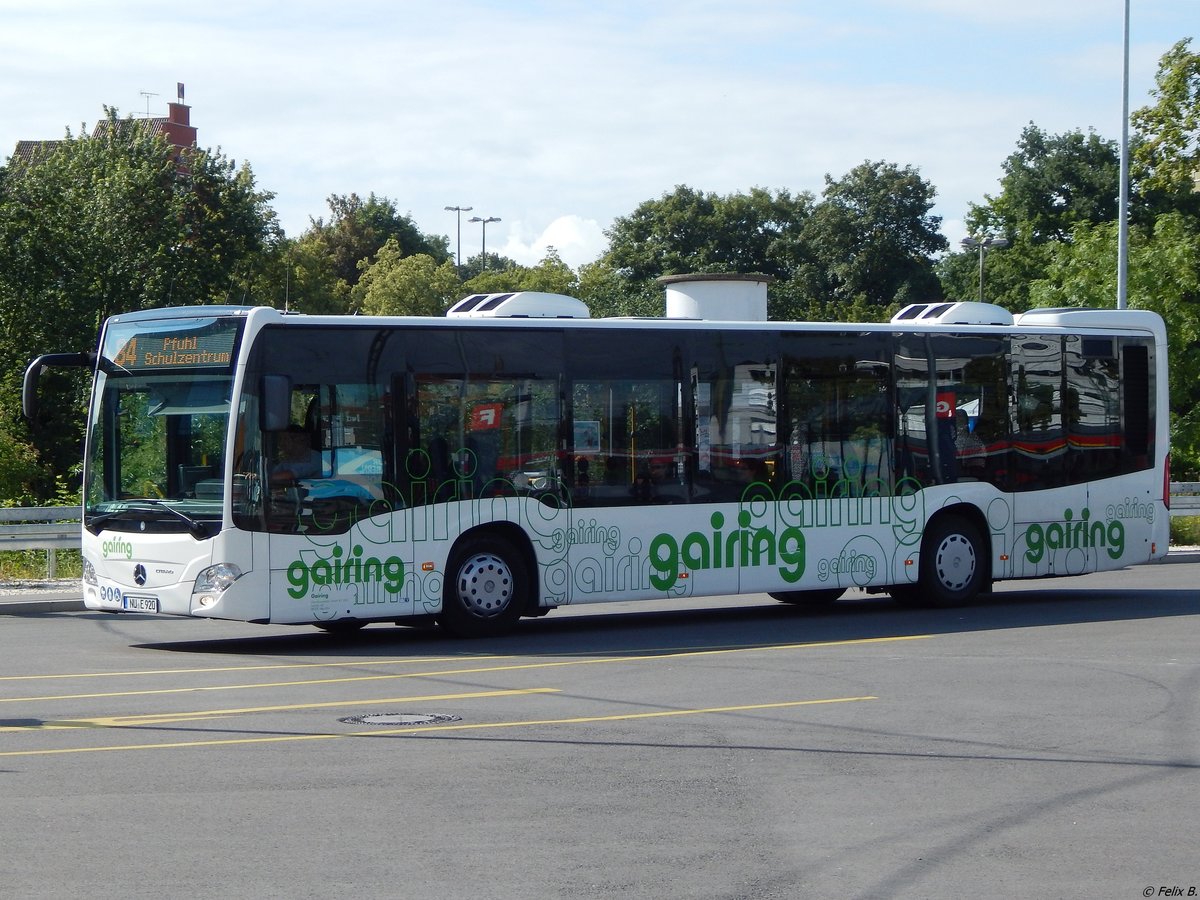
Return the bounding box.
[934,533,976,591]
[456,553,514,619]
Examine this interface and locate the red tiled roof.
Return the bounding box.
[9,139,63,167]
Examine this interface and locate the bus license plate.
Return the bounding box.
[122,594,159,613]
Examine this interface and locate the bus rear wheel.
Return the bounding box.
[439,534,528,638]
[915,514,986,608]
[769,588,845,609]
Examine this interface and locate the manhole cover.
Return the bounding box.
[339,712,462,726]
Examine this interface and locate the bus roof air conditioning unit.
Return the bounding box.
[891,301,1014,327]
[446,291,590,318]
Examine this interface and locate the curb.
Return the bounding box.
[0,597,86,616]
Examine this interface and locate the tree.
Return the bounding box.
[575,259,662,318]
[303,193,450,285]
[939,125,1122,311]
[1132,38,1200,218]
[984,124,1121,243]
[801,160,947,310]
[353,244,460,316]
[457,252,520,282]
[603,185,814,282]
[460,249,577,297]
[289,193,450,315]
[0,109,278,494]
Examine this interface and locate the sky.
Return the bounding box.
[0,1,1194,270]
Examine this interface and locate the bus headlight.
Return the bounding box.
[82,558,97,586]
[192,563,244,609]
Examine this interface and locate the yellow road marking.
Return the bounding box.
[0,635,930,704]
[0,696,877,757]
[0,688,560,731]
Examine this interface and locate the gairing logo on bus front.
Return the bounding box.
[102,537,134,559]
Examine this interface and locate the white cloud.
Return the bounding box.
[498,216,608,269]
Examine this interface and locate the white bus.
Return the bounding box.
[23,276,1171,637]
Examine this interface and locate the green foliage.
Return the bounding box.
[801,160,947,309]
[1132,38,1200,217]
[1171,517,1200,546]
[0,414,40,503]
[575,260,662,317]
[0,110,278,499]
[980,124,1121,243]
[936,238,1055,312]
[601,172,945,321]
[354,245,460,316]
[295,193,450,309]
[460,248,577,297]
[457,252,519,281]
[604,185,814,282]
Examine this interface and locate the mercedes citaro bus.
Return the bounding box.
[24,275,1170,637]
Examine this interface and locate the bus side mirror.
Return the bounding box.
[22,351,96,422]
[260,374,292,432]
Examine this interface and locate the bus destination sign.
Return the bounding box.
[110,321,239,371]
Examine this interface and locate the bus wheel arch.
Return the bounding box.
[438,524,538,638]
[916,505,991,608]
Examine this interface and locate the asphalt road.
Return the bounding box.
[1,556,1197,900]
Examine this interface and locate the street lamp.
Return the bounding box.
[468,215,501,270]
[1117,0,1131,309]
[960,235,1009,303]
[444,205,473,272]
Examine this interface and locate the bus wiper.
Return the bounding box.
[86,499,213,539]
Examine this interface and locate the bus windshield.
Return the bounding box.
[83,314,242,535]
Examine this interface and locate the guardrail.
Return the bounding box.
[1172,482,1200,518]
[0,488,1198,580]
[0,506,82,578]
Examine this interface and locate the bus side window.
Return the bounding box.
[785,332,892,496]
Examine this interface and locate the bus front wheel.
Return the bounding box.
[439,534,528,638]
